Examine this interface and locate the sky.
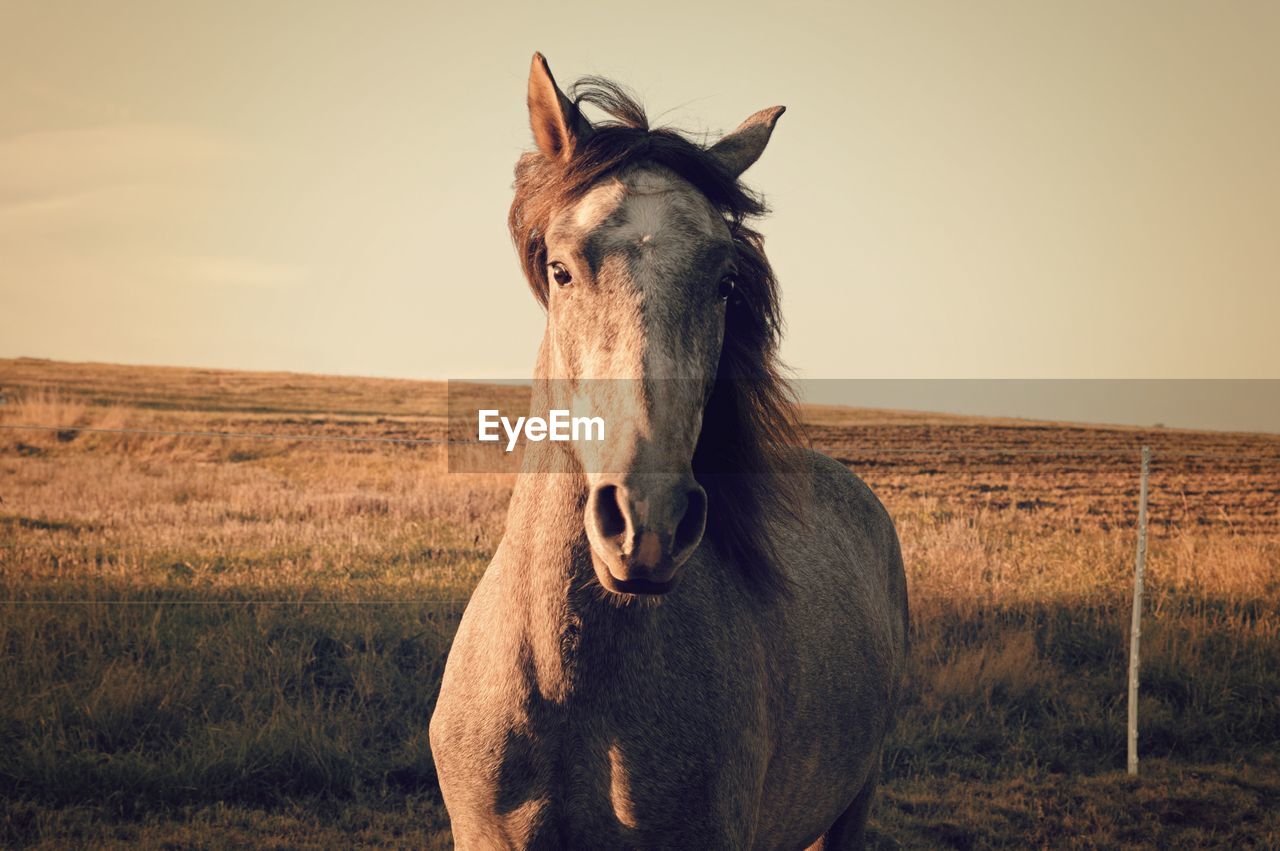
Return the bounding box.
[1,1,1277,428]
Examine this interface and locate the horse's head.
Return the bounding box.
[513,54,790,597]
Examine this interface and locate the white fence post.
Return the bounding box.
[1127,445,1151,776]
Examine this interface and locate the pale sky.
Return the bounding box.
[2,2,1278,400]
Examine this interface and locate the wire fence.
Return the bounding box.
[0,422,448,446]
[4,398,1271,779]
[3,422,1277,460]
[0,599,471,606]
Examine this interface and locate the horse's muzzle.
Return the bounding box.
[585,476,707,595]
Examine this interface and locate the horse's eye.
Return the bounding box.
[549,262,573,287]
[718,275,737,301]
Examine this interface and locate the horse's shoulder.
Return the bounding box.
[789,449,905,610]
[803,448,893,527]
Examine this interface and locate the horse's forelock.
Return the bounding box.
[508,75,803,596]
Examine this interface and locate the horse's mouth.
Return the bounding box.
[599,570,679,597]
[585,538,684,597]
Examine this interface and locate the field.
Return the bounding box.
[1,357,1278,849]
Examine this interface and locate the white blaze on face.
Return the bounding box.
[561,168,723,250]
[615,178,724,383]
[571,179,627,231]
[574,253,645,381]
[548,166,730,479]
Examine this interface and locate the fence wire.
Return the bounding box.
[0,422,447,446]
[2,422,1276,460]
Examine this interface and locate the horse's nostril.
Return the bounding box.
[593,484,628,541]
[673,486,708,557]
[589,481,705,576]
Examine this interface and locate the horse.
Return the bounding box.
[430,53,909,849]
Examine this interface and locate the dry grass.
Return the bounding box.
[2,359,1278,848]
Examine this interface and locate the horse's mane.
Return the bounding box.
[509,77,803,597]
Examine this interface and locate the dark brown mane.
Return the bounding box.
[509,77,804,596]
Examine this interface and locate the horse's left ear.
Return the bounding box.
[527,52,593,162]
[709,106,786,178]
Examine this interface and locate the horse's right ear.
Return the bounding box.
[528,53,593,162]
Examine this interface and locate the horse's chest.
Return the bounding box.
[435,624,761,847]
[461,696,740,848]
[556,691,736,843]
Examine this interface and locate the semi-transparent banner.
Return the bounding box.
[446,379,1280,474]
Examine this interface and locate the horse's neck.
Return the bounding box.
[506,346,594,602]
[494,350,656,683]
[498,440,658,693]
[503,438,592,569]
[504,445,589,589]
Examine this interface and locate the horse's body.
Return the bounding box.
[433,451,906,848]
[431,55,908,849]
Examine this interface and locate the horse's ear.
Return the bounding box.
[527,53,593,162]
[709,106,786,178]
